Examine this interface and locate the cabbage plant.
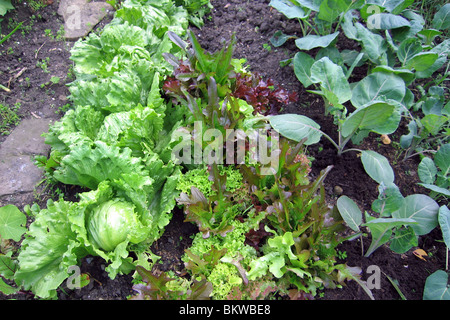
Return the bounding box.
[87,200,150,252]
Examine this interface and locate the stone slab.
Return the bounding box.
[58,0,113,40]
[0,118,53,197]
[0,154,45,196]
[0,118,52,156]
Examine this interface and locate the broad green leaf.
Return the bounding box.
[351,72,405,108]
[366,0,413,13]
[269,114,323,145]
[361,150,395,185]
[0,278,19,295]
[14,200,82,299]
[293,51,315,88]
[390,0,414,14]
[337,196,362,231]
[295,0,321,11]
[368,13,410,30]
[363,215,416,257]
[405,52,439,72]
[432,3,450,30]
[372,182,405,217]
[435,143,450,177]
[421,114,448,135]
[269,0,307,19]
[270,30,296,47]
[430,39,450,55]
[295,32,339,50]
[418,29,442,44]
[418,184,450,197]
[397,38,422,66]
[390,226,417,254]
[341,102,396,137]
[355,22,387,64]
[54,140,148,190]
[310,57,352,104]
[342,10,360,40]
[392,194,439,235]
[415,54,448,79]
[392,11,421,42]
[438,205,450,248]
[370,65,415,85]
[0,0,14,16]
[318,0,353,23]
[316,46,343,68]
[0,252,17,279]
[418,157,437,184]
[0,205,27,242]
[399,120,418,149]
[423,270,450,300]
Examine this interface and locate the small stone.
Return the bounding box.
[334,186,343,195]
[236,10,247,22]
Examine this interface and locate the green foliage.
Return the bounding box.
[183,220,259,299]
[161,28,357,299]
[418,143,450,200]
[176,165,243,197]
[2,0,208,299]
[0,103,20,135]
[0,0,13,16]
[337,177,440,257]
[0,205,27,242]
[423,270,450,300]
[270,0,449,163]
[131,266,213,300]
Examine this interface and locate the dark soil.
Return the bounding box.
[0,0,447,301]
[0,0,69,143]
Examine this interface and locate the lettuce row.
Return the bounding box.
[15,0,202,299]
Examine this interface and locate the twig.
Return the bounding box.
[8,67,27,87]
[35,41,47,59]
[0,83,11,92]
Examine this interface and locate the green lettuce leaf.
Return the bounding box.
[14,200,88,299]
[53,140,147,190]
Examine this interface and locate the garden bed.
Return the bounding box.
[0,0,448,301]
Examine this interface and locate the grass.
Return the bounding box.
[411,0,450,37]
[0,102,21,135]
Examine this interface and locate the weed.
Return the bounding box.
[262,43,272,52]
[36,57,50,73]
[0,102,20,135]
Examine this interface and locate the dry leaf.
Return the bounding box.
[413,248,428,261]
[380,134,391,145]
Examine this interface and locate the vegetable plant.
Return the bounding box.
[336,173,440,257]
[0,0,13,17]
[2,0,208,299]
[423,205,450,300]
[417,143,450,200]
[0,205,26,295]
[160,28,369,299]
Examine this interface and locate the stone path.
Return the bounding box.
[0,118,53,206]
[0,1,112,208]
[58,0,113,40]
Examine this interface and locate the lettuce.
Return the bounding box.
[15,169,180,299]
[14,0,205,298]
[87,199,149,252]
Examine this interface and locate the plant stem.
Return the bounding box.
[341,148,364,154]
[446,248,448,271]
[0,22,24,45]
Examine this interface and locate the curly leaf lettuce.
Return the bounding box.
[15,170,180,298]
[14,200,88,299]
